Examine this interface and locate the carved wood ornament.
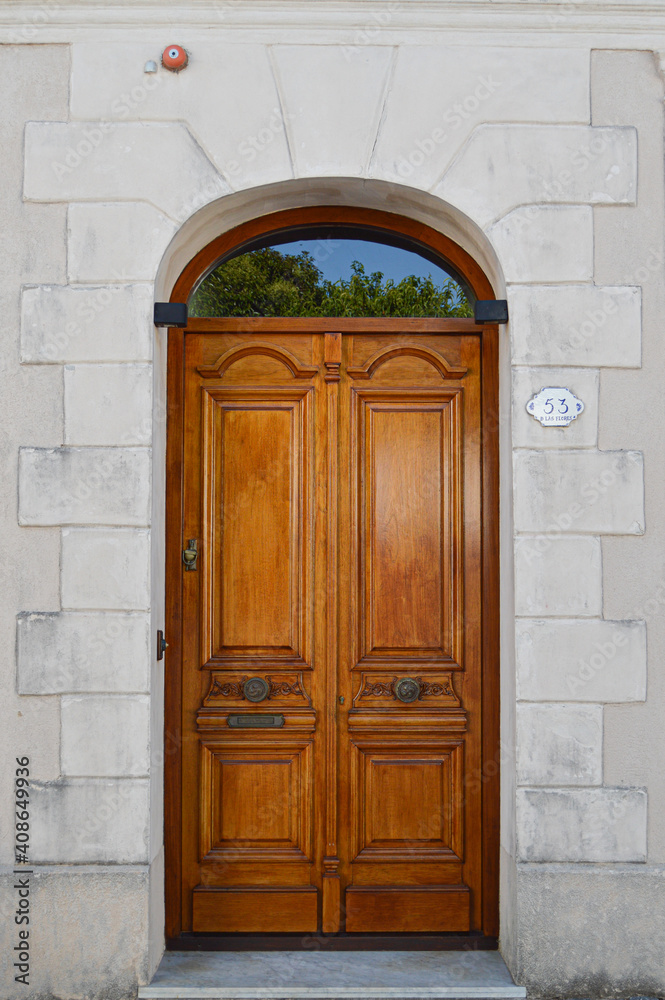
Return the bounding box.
[346,343,467,380]
[205,674,306,702]
[197,341,319,380]
[358,673,460,704]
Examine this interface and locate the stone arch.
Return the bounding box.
[154,178,506,303]
[151,178,515,946]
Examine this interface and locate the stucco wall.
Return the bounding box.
[1,4,664,997]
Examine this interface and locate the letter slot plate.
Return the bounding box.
[227,714,285,728]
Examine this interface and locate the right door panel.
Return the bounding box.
[337,333,482,933]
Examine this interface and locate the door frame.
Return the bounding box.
[164,206,500,943]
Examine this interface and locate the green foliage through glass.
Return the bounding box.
[189,248,472,318]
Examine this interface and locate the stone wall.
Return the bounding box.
[0,6,664,997]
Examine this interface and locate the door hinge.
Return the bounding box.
[182,539,198,570]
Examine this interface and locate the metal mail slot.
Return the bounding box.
[227,714,285,728]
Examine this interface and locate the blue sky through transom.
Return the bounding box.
[275,238,455,285]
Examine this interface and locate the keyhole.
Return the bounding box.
[339,696,344,705]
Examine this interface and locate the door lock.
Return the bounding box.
[182,539,198,570]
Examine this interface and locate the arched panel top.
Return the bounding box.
[197,341,319,380]
[346,344,467,381]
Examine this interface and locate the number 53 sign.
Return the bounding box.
[526,387,584,427]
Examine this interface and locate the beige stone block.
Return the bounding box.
[514,450,644,535]
[373,46,589,189]
[29,778,150,863]
[67,202,177,283]
[513,368,598,449]
[272,46,393,178]
[24,121,226,221]
[509,284,641,368]
[61,695,150,777]
[517,787,647,862]
[514,863,665,993]
[488,206,593,283]
[436,125,636,227]
[18,447,151,526]
[64,364,152,446]
[0,865,151,998]
[514,536,602,617]
[61,528,150,610]
[516,703,603,786]
[70,41,293,191]
[21,284,153,363]
[17,611,150,694]
[516,618,647,703]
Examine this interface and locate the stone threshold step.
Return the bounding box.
[139,951,526,1000]
[140,991,526,999]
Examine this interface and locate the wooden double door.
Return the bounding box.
[175,319,496,937]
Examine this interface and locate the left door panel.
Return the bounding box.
[181,332,326,933]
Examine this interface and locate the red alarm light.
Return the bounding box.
[162,45,188,72]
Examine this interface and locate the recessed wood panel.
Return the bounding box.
[351,862,464,886]
[352,742,464,861]
[200,740,313,861]
[354,389,463,667]
[369,760,444,842]
[219,760,291,842]
[201,387,313,667]
[345,886,470,933]
[199,862,312,886]
[193,887,318,933]
[221,406,292,648]
[372,408,442,650]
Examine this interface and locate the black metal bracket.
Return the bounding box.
[156,630,168,661]
[474,300,509,325]
[154,302,188,328]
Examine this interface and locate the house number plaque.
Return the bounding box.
[526,387,584,427]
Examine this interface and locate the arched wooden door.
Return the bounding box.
[164,209,500,943]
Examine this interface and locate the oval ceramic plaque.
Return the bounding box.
[526,387,584,427]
